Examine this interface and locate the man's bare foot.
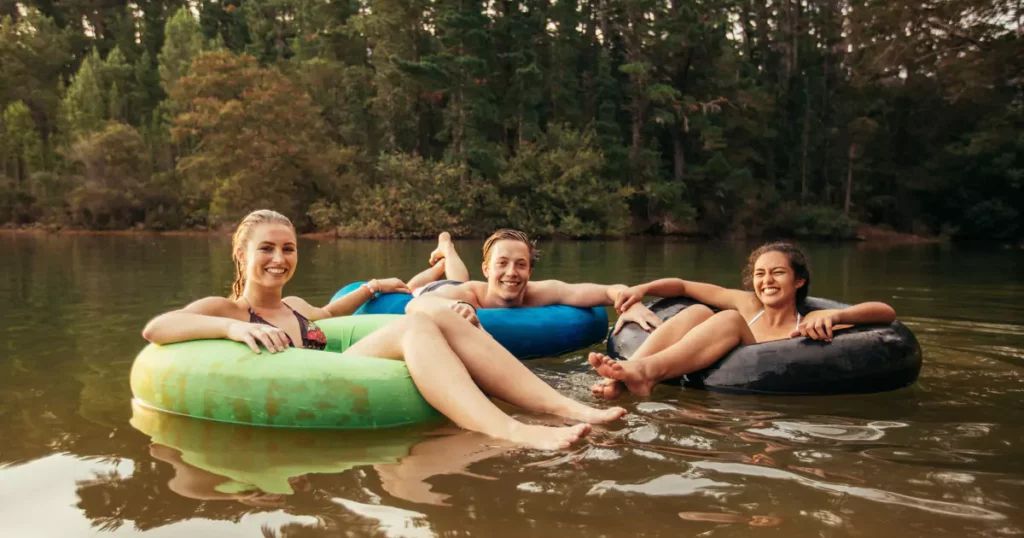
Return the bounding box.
[590,378,626,400]
[429,232,453,266]
[588,352,658,397]
[505,422,591,451]
[553,399,627,423]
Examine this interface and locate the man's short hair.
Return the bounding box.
[482,229,540,267]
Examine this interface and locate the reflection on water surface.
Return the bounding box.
[0,235,1021,536]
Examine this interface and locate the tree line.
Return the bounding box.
[0,0,1021,239]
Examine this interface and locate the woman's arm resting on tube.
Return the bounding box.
[143,297,296,354]
[615,278,752,313]
[792,302,896,341]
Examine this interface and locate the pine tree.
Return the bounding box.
[0,9,72,144]
[101,46,133,121]
[1,101,44,183]
[60,49,106,139]
[427,0,499,177]
[356,0,433,154]
[158,7,205,95]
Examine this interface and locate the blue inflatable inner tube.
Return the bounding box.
[332,282,609,360]
[606,296,922,395]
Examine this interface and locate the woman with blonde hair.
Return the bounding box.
[142,210,625,450]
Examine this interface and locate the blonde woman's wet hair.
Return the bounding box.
[229,210,294,299]
[482,229,540,268]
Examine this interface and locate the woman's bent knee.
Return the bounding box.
[685,304,714,320]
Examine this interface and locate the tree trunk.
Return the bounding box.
[801,93,810,203]
[739,0,755,63]
[792,0,800,81]
[456,83,466,165]
[0,2,18,23]
[1016,0,1022,39]
[845,143,855,216]
[413,33,428,158]
[672,129,685,183]
[779,0,792,89]
[16,155,25,185]
[581,0,597,120]
[754,0,771,76]
[631,106,642,162]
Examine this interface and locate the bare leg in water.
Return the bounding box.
[343,311,625,450]
[407,232,471,290]
[423,307,628,424]
[589,309,755,399]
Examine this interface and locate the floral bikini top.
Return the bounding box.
[248,305,327,351]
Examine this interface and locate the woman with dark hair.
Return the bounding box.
[589,242,896,399]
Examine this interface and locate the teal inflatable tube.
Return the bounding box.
[130,315,441,429]
[331,282,609,359]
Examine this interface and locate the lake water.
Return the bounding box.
[1,233,1022,537]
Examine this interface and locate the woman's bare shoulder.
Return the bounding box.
[283,296,322,318]
[182,296,246,318]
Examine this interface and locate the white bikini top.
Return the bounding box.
[748,310,802,329]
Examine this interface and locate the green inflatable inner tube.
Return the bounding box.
[130,315,441,429]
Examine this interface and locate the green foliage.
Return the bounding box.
[64,122,151,228]
[339,154,468,238]
[0,9,71,140]
[0,0,1019,241]
[959,199,1020,240]
[496,126,631,237]
[0,174,37,223]
[292,58,377,149]
[768,204,858,240]
[60,49,106,139]
[101,47,133,121]
[159,7,205,95]
[1,101,44,182]
[171,51,346,229]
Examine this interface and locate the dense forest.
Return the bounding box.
[0,0,1020,239]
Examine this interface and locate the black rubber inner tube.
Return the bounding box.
[605,296,922,395]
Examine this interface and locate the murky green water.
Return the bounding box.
[1,233,1022,537]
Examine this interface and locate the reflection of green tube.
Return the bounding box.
[131,401,431,494]
[130,315,441,428]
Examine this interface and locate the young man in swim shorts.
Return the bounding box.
[407,229,661,329]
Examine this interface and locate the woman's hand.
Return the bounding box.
[614,286,646,313]
[226,321,291,353]
[790,311,842,342]
[374,278,411,294]
[613,303,662,335]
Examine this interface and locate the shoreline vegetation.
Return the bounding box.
[2,3,1020,242]
[2,221,946,245]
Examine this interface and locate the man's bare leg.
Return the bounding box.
[408,232,470,290]
[407,259,447,291]
[431,232,470,281]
